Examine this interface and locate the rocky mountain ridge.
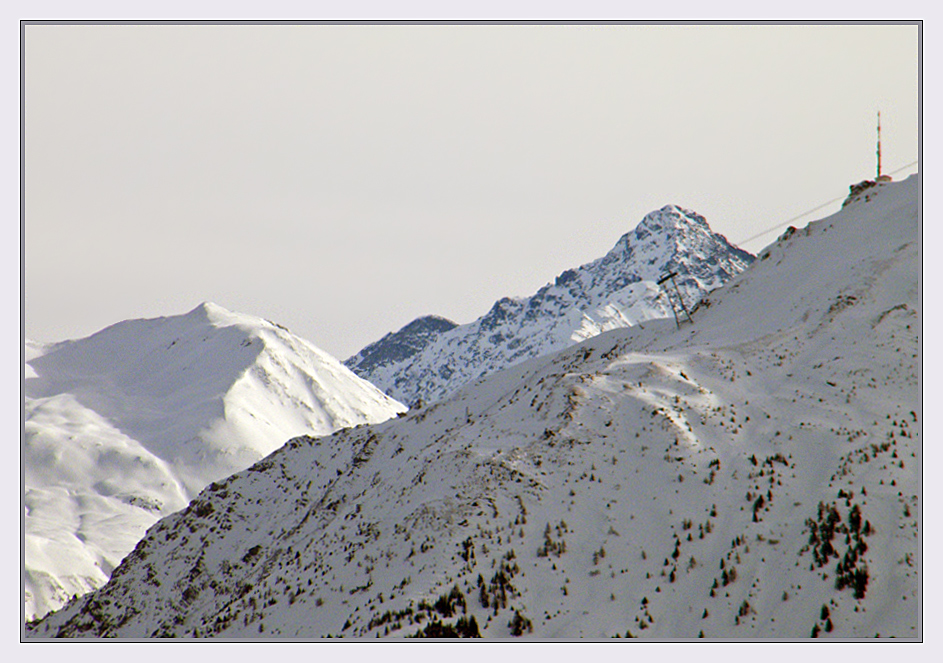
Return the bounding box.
[346,205,754,406]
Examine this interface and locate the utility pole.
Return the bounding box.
[657,271,693,330]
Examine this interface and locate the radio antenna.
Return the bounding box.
[876,111,882,179]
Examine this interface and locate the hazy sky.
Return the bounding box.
[24,21,919,360]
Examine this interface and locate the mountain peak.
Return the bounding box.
[348,204,753,405]
[24,304,406,621]
[631,205,709,243]
[189,300,228,318]
[399,314,458,335]
[345,314,458,377]
[186,301,258,329]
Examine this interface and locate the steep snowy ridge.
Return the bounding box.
[24,302,405,620]
[346,205,753,406]
[28,176,918,639]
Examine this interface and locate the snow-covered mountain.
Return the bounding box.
[24,302,406,621]
[27,175,919,639]
[346,205,753,406]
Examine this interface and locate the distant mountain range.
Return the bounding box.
[345,205,753,406]
[28,176,919,639]
[24,303,405,620]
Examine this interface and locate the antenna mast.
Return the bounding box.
[876,111,882,179]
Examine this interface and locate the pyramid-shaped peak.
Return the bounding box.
[399,315,458,335]
[345,314,459,377]
[180,301,226,323]
[635,205,708,234]
[185,301,267,330]
[188,301,231,319]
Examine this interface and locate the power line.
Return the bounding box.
[735,195,846,247]
[888,160,918,176]
[733,160,918,248]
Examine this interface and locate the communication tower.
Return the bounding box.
[876,111,882,179]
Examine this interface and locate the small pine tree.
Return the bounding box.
[853,566,869,600]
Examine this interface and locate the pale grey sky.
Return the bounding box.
[24,21,919,360]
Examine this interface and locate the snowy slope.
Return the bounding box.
[28,176,918,639]
[346,205,753,406]
[24,303,405,620]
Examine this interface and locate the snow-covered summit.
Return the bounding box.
[24,302,405,620]
[539,204,750,313]
[347,205,753,405]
